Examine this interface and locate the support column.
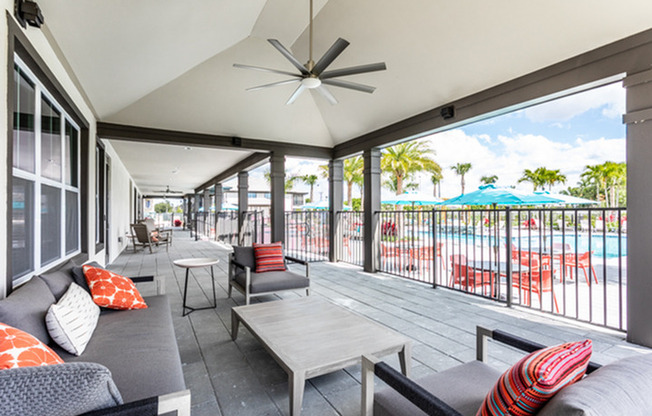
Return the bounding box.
[624,69,652,347]
[363,148,381,273]
[329,159,344,262]
[215,183,223,212]
[270,153,286,243]
[238,172,249,244]
[203,189,210,213]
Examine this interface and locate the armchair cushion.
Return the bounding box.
[253,242,286,273]
[0,277,56,344]
[537,352,652,416]
[233,246,256,270]
[234,270,310,294]
[374,360,501,416]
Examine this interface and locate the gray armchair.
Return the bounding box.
[228,245,310,304]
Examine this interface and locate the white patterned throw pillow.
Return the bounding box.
[46,283,100,356]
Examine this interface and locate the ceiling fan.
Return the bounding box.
[153,185,183,195]
[233,0,386,105]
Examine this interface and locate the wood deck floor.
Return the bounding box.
[108,230,649,416]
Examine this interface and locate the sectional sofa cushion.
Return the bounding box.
[38,260,76,301]
[477,340,592,416]
[46,283,100,356]
[71,261,101,294]
[538,352,652,416]
[233,246,256,269]
[0,277,56,344]
[55,295,185,403]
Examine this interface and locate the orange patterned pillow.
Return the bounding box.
[0,322,63,369]
[83,266,148,310]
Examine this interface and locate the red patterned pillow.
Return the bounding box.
[83,266,148,310]
[0,322,63,369]
[477,339,592,416]
[253,242,286,273]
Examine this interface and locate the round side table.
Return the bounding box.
[173,257,218,316]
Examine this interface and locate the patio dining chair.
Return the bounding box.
[140,218,173,245]
[562,251,598,285]
[512,255,559,312]
[130,223,171,253]
[449,255,494,296]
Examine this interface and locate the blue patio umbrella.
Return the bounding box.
[441,184,562,206]
[382,191,442,207]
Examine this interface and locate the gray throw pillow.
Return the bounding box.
[39,260,76,300]
[539,353,652,416]
[233,246,256,269]
[71,261,102,295]
[0,362,123,416]
[0,277,55,344]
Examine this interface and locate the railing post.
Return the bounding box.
[505,207,512,307]
[432,209,438,289]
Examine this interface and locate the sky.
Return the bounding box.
[227,81,626,202]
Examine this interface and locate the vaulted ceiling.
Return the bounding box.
[40,0,652,194]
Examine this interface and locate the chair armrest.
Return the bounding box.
[361,355,463,416]
[476,326,602,374]
[130,275,165,295]
[285,256,310,278]
[80,390,191,416]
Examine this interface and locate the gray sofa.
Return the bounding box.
[362,326,652,416]
[0,260,190,416]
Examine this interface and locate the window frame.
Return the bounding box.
[10,55,82,286]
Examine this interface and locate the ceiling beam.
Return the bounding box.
[333,27,652,159]
[194,152,270,193]
[97,122,333,159]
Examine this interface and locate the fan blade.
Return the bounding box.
[320,62,387,79]
[247,79,301,91]
[315,85,338,105]
[322,78,376,94]
[286,84,306,105]
[233,63,302,78]
[312,38,350,75]
[268,39,310,76]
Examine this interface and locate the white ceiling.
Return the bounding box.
[40,0,652,192]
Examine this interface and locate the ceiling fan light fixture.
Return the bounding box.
[301,77,322,89]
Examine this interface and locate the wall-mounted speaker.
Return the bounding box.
[440,105,455,120]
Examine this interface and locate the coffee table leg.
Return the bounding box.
[289,371,305,416]
[231,311,240,341]
[398,342,412,377]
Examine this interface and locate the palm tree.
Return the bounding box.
[451,162,472,194]
[480,175,498,185]
[581,161,626,206]
[343,156,364,206]
[381,141,441,195]
[518,168,545,191]
[541,168,566,190]
[430,170,443,198]
[300,174,319,201]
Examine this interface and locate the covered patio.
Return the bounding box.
[115,230,648,415]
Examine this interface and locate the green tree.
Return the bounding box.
[300,174,319,201]
[451,162,472,194]
[430,170,444,198]
[381,141,441,195]
[480,175,498,185]
[581,161,626,207]
[518,167,565,191]
[343,156,364,206]
[154,201,172,213]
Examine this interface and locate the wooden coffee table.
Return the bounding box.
[231,297,411,416]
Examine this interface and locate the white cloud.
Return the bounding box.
[523,82,625,123]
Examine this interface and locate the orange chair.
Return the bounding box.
[562,251,598,285]
[512,255,559,313]
[449,254,494,296]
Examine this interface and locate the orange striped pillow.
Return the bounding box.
[0,323,63,369]
[477,339,592,416]
[83,266,148,310]
[253,242,286,273]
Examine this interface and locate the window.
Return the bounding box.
[11,57,81,284]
